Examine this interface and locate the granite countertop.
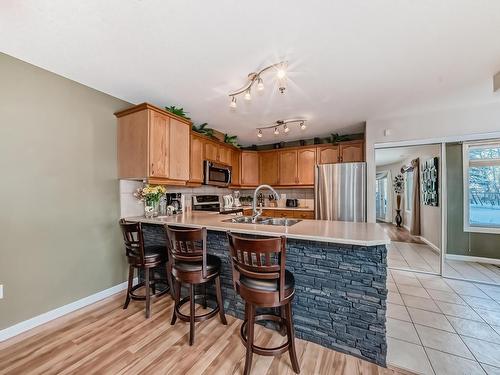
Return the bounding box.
[126,211,390,246]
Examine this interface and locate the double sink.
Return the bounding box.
[223,216,301,227]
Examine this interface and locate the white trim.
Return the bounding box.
[374,131,500,149]
[0,278,136,342]
[418,236,440,254]
[445,254,500,266]
[440,143,447,276]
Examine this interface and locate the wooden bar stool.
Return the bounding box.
[227,233,300,375]
[119,219,172,318]
[165,225,227,345]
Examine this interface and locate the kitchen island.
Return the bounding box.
[127,211,390,366]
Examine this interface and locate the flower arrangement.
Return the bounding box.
[393,174,404,194]
[134,184,166,217]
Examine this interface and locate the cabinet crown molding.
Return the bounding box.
[114,102,192,125]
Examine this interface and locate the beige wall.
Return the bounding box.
[0,53,131,330]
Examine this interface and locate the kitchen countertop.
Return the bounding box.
[126,211,390,246]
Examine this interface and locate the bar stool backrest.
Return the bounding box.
[165,226,208,278]
[119,219,146,264]
[227,233,287,301]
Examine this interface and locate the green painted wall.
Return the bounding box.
[0,53,131,330]
[446,143,500,258]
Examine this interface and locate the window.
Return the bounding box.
[463,141,500,233]
[405,171,414,212]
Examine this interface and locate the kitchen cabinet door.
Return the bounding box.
[149,111,170,178]
[297,148,316,185]
[230,149,241,186]
[218,145,232,165]
[168,118,190,181]
[278,150,298,185]
[204,141,219,162]
[241,151,259,186]
[340,141,364,162]
[259,151,279,185]
[190,133,204,183]
[317,145,339,164]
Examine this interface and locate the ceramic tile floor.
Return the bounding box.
[386,268,500,375]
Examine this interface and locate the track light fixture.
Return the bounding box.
[256,119,308,138]
[229,61,287,108]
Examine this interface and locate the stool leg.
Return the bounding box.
[145,268,151,319]
[285,302,300,374]
[215,276,227,325]
[189,283,195,346]
[171,280,180,325]
[244,303,255,375]
[166,263,174,298]
[202,283,208,309]
[123,265,133,310]
[279,306,287,336]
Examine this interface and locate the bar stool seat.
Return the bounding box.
[173,254,221,274]
[240,270,294,292]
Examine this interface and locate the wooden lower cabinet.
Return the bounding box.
[242,208,315,220]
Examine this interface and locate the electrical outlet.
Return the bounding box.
[0,284,3,299]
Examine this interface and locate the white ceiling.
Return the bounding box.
[375,144,440,167]
[2,1,500,145]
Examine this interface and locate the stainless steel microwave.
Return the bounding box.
[204,160,232,187]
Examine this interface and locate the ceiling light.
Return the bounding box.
[257,129,263,138]
[274,127,279,135]
[230,96,237,108]
[300,121,307,130]
[244,89,251,101]
[228,61,287,110]
[255,118,307,139]
[284,124,289,133]
[257,78,264,91]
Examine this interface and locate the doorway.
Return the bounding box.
[375,144,442,274]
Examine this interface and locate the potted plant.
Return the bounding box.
[165,105,191,120]
[393,174,404,227]
[134,184,167,218]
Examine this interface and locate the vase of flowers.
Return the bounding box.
[393,174,404,227]
[134,184,167,218]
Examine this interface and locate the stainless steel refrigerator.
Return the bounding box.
[314,162,367,222]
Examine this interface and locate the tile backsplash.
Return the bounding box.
[119,180,314,218]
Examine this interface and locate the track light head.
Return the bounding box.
[244,89,251,101]
[230,97,237,108]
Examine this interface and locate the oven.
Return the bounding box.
[204,160,232,187]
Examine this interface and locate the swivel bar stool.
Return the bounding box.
[119,219,172,318]
[227,232,300,375]
[165,225,227,345]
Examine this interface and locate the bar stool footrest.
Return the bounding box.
[240,314,290,356]
[175,294,220,322]
[129,279,170,301]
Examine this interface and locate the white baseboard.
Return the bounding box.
[445,254,500,266]
[418,236,441,254]
[0,277,137,342]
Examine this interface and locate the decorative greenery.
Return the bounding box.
[330,133,350,144]
[192,123,214,137]
[133,184,167,204]
[165,105,191,120]
[224,134,240,148]
[393,174,405,194]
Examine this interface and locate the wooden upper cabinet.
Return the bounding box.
[317,145,340,164]
[204,141,219,162]
[115,103,191,184]
[297,148,316,185]
[278,150,298,185]
[189,133,204,183]
[340,141,364,162]
[218,146,232,165]
[149,111,170,178]
[240,151,259,186]
[259,151,279,185]
[230,149,241,186]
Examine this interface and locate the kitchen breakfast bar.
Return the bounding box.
[127,212,390,367]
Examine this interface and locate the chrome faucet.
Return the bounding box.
[252,184,280,223]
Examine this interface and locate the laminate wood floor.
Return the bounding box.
[0,292,412,375]
[377,222,424,244]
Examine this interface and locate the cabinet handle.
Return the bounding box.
[151,163,154,175]
[339,156,343,163]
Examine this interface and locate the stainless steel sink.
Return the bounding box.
[223,216,301,226]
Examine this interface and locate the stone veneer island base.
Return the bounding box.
[141,224,388,367]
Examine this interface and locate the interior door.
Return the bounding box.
[376,175,388,221]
